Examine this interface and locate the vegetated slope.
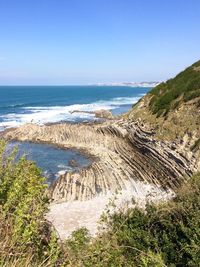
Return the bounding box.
[149,60,200,117]
[127,61,200,161]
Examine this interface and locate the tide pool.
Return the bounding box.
[7,141,91,184]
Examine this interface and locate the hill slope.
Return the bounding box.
[149,60,200,116]
[127,60,200,144]
[126,60,200,172]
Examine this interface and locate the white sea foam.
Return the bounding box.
[0,96,141,130]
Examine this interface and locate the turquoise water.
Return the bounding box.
[0,86,150,130]
[7,141,91,184]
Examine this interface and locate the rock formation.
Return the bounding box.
[3,118,198,203]
[69,159,79,167]
[70,109,113,119]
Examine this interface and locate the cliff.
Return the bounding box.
[126,61,200,143]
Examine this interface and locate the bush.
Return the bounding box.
[0,140,62,266]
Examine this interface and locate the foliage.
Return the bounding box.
[0,140,63,266]
[149,60,200,116]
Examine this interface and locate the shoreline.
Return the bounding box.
[2,119,194,177]
[2,122,100,174]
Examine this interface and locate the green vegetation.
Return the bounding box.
[0,140,200,266]
[66,173,200,267]
[0,140,63,266]
[149,60,200,116]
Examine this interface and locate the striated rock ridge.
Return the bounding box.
[3,119,198,203]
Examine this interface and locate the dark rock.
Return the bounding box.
[69,159,79,167]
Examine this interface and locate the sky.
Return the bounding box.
[0,0,200,85]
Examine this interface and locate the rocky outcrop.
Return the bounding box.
[70,109,113,119]
[69,159,79,167]
[94,109,113,119]
[3,119,198,203]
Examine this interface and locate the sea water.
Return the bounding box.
[0,86,150,130]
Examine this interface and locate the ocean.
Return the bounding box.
[1,85,150,182]
[0,86,150,131]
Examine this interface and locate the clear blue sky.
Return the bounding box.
[0,0,200,85]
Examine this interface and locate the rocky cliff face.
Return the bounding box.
[124,61,200,173]
[3,119,198,203]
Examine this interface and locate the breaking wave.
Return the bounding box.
[0,95,142,130]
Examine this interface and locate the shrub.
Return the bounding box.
[0,140,62,266]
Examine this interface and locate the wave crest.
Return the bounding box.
[0,96,141,129]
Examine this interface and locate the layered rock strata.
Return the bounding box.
[3,120,198,202]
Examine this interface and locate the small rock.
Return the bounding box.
[69,159,79,167]
[94,109,113,119]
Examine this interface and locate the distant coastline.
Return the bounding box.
[92,81,160,87]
